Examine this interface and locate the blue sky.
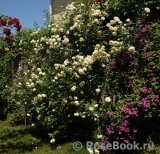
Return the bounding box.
[1,0,49,29]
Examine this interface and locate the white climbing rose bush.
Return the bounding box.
[6,0,142,141]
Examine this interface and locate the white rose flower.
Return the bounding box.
[66,30,70,35]
[87,148,94,154]
[79,37,84,42]
[39,71,43,75]
[128,46,135,52]
[94,149,100,154]
[95,88,101,93]
[33,88,36,92]
[42,72,46,76]
[93,104,98,108]
[83,67,87,72]
[94,19,99,23]
[73,61,78,66]
[31,123,35,127]
[42,94,47,98]
[27,113,30,116]
[30,83,34,87]
[27,84,31,88]
[114,16,120,22]
[50,138,55,144]
[52,79,55,82]
[71,86,77,92]
[101,16,105,20]
[105,97,111,102]
[74,96,78,100]
[126,18,130,22]
[113,27,118,31]
[97,135,103,139]
[37,68,41,72]
[106,23,111,27]
[101,64,106,68]
[37,94,42,101]
[68,68,73,72]
[112,32,117,36]
[78,68,84,75]
[89,107,94,111]
[74,101,79,106]
[109,40,114,45]
[64,59,69,65]
[110,20,116,25]
[74,113,79,117]
[97,31,102,35]
[54,76,58,80]
[144,7,150,13]
[63,38,69,44]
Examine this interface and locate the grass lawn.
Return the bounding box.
[0,120,89,154]
[0,120,160,154]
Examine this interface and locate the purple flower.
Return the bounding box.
[141,86,152,94]
[101,138,109,144]
[107,111,112,116]
[151,95,160,103]
[101,139,111,151]
[140,38,145,44]
[139,24,144,27]
[123,120,130,126]
[124,139,129,143]
[145,52,151,58]
[133,128,137,133]
[134,33,139,39]
[138,98,151,111]
[134,89,139,94]
[106,126,114,135]
[129,80,135,84]
[119,126,130,134]
[141,27,147,33]
[122,104,138,117]
[118,119,130,135]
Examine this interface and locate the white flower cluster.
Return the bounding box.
[87,148,100,154]
[90,3,108,17]
[73,111,86,118]
[26,80,35,89]
[128,46,135,53]
[66,2,77,14]
[37,93,47,101]
[46,35,63,49]
[109,40,124,54]
[144,7,150,13]
[106,16,122,36]
[50,138,55,144]
[92,44,110,61]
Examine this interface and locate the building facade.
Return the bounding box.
[49,0,72,20]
